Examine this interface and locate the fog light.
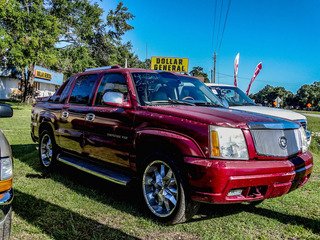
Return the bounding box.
[227,189,243,197]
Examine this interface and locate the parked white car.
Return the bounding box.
[206,83,311,144]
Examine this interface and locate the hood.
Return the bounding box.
[230,105,306,121]
[144,105,290,129]
[0,130,12,158]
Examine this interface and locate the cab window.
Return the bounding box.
[95,73,128,106]
[49,78,70,102]
[69,74,98,105]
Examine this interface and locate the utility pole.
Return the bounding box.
[212,52,217,83]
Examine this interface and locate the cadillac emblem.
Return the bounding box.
[279,136,288,149]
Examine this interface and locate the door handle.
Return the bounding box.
[86,113,95,121]
[61,111,69,119]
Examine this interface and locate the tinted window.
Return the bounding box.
[209,86,255,106]
[95,73,128,106]
[59,78,75,103]
[131,72,223,106]
[49,79,70,102]
[69,75,98,105]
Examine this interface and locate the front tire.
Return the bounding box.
[141,153,200,224]
[39,130,58,169]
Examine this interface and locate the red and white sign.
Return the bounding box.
[234,53,240,87]
[246,62,262,95]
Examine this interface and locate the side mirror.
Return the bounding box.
[102,92,131,108]
[0,104,13,118]
[221,99,229,108]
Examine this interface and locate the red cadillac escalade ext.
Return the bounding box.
[31,66,313,224]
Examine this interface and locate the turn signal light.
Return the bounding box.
[211,131,220,156]
[0,178,12,192]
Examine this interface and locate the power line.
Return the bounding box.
[211,0,218,55]
[211,0,232,83]
[215,0,224,52]
[217,0,231,54]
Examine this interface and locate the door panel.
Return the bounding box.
[57,105,89,154]
[83,106,135,167]
[57,74,98,154]
[83,72,134,167]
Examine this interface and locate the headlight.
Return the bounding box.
[299,127,308,153]
[1,157,13,180]
[210,126,249,160]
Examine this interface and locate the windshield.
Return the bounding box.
[131,72,224,107]
[209,86,256,106]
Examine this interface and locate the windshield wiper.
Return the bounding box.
[194,102,224,107]
[168,98,195,106]
[150,99,195,106]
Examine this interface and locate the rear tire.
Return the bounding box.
[39,130,58,170]
[140,153,200,225]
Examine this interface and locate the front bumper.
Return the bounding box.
[185,151,313,204]
[0,188,13,225]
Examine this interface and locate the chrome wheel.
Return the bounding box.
[142,160,179,217]
[40,133,53,167]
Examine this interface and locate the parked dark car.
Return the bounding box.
[31,66,313,224]
[0,104,13,239]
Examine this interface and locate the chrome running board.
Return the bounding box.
[57,154,131,186]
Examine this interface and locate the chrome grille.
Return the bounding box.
[251,129,301,157]
[248,121,302,157]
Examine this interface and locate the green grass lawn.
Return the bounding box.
[295,110,320,115]
[306,116,320,155]
[1,103,319,239]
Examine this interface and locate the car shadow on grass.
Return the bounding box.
[11,144,320,234]
[13,189,140,240]
[246,206,320,234]
[11,144,148,223]
[191,201,320,234]
[11,143,40,169]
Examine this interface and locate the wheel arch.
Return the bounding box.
[36,110,58,140]
[38,120,55,138]
[136,130,202,224]
[134,129,205,171]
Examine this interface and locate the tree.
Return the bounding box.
[285,91,296,109]
[0,0,61,104]
[189,66,210,83]
[251,85,274,106]
[53,1,136,79]
[296,81,320,110]
[109,42,150,69]
[45,1,137,79]
[252,85,292,108]
[0,0,138,103]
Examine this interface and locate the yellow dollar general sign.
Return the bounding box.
[151,57,189,73]
[34,70,52,80]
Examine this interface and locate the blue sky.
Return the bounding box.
[99,0,320,94]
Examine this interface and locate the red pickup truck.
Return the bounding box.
[31,66,313,224]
